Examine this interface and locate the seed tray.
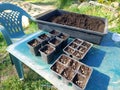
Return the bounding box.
[63,38,93,60]
[50,54,93,90]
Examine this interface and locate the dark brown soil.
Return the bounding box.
[82,41,91,48]
[50,13,105,33]
[58,55,71,65]
[69,42,78,49]
[49,38,61,46]
[68,59,80,70]
[49,30,60,36]
[29,39,40,47]
[73,73,86,89]
[41,45,54,54]
[78,46,87,53]
[79,65,91,77]
[64,46,74,54]
[38,34,49,40]
[58,33,67,40]
[61,67,75,80]
[51,62,65,74]
[73,39,82,44]
[73,51,83,59]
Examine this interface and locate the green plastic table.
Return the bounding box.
[7,30,120,90]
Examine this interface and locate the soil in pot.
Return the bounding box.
[73,51,84,59]
[58,54,71,65]
[58,33,68,40]
[81,41,91,48]
[49,37,61,46]
[61,67,75,80]
[69,42,78,49]
[27,39,42,56]
[79,65,91,77]
[51,61,65,74]
[72,73,86,89]
[68,59,80,70]
[64,46,74,54]
[28,39,41,47]
[40,45,54,55]
[73,39,83,44]
[57,33,69,48]
[38,33,50,41]
[78,46,87,53]
[49,30,60,36]
[50,13,105,33]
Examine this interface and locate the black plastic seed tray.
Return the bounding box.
[63,38,93,60]
[50,54,93,90]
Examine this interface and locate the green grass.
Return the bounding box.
[0,67,56,90]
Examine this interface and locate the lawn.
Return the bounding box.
[0,0,120,90]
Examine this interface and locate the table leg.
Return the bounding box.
[10,54,24,80]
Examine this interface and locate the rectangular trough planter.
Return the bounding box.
[36,9,108,44]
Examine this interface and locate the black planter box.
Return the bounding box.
[36,9,108,44]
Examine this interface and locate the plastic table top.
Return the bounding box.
[7,30,120,90]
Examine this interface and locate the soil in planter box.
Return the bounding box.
[73,73,86,89]
[41,45,54,54]
[61,67,75,80]
[79,65,91,77]
[50,13,105,33]
[58,55,71,65]
[68,59,80,70]
[51,61,65,74]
